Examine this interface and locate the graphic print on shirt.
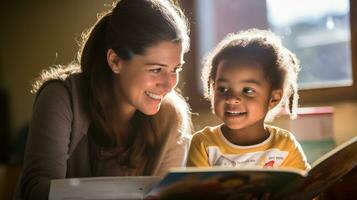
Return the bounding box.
[207,146,288,168]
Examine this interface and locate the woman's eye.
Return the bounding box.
[243,87,255,95]
[173,66,183,73]
[150,68,162,73]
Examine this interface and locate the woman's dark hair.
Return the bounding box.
[32,0,191,175]
[202,29,300,121]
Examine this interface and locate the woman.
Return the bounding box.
[15,0,192,199]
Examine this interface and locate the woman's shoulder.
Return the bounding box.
[35,79,71,104]
[32,63,81,93]
[34,72,89,120]
[36,72,84,98]
[32,73,86,114]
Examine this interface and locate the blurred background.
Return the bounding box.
[0,0,356,199]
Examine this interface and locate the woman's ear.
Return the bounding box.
[107,49,122,74]
[269,89,283,109]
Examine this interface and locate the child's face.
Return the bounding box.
[212,61,281,130]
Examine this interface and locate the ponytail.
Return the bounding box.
[285,51,300,119]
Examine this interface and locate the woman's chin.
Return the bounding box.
[141,106,161,116]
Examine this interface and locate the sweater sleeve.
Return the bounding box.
[155,129,190,176]
[18,82,73,200]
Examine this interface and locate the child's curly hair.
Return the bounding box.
[201,29,300,121]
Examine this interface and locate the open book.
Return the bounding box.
[50,136,357,200]
[49,176,162,200]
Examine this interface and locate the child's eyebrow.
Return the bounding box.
[216,78,262,86]
[239,79,262,86]
[216,78,228,83]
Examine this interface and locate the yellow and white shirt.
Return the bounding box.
[187,124,310,170]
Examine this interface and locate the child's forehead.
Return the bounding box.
[217,59,264,71]
[216,60,266,79]
[214,62,268,84]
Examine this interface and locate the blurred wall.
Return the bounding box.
[0,0,113,140]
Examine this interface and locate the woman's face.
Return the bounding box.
[110,41,184,117]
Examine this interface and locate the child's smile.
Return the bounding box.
[225,110,247,117]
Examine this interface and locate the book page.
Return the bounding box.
[147,167,305,200]
[290,136,357,200]
[49,176,161,200]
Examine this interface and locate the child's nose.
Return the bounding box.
[226,95,242,104]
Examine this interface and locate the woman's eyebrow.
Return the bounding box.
[144,61,185,67]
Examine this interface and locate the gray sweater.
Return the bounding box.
[15,73,189,200]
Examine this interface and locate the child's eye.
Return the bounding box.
[217,86,228,94]
[242,87,255,95]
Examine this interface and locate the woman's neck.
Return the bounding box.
[113,99,136,144]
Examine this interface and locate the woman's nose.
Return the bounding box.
[160,73,178,93]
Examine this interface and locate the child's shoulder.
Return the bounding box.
[192,125,222,140]
[265,124,296,141]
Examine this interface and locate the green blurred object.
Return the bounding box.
[300,139,336,164]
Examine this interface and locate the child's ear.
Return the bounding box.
[269,89,283,109]
[107,49,123,74]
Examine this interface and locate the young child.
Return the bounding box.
[187,29,310,170]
